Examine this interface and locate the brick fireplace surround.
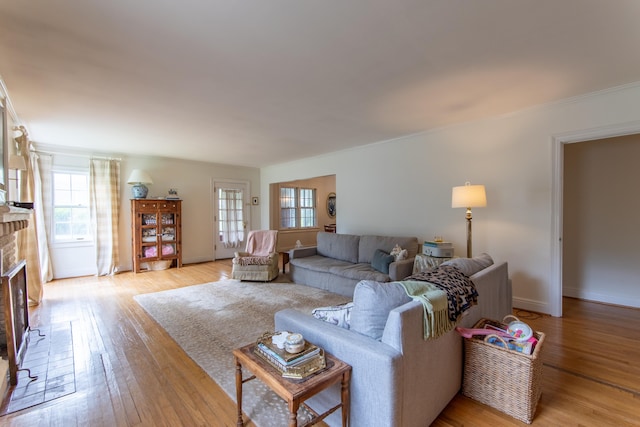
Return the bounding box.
[0,205,32,399]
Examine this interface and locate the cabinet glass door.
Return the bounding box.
[160,212,177,258]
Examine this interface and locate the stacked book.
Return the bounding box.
[254,337,325,379]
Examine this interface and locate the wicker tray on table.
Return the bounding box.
[462,316,545,424]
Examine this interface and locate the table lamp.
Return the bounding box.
[127,169,153,199]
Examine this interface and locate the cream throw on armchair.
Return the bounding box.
[231,230,279,281]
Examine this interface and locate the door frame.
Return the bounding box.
[212,178,251,260]
[551,119,640,317]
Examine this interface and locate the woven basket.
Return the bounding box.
[462,317,545,424]
[142,260,172,271]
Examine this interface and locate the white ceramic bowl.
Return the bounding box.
[285,333,305,353]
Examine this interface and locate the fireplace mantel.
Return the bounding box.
[0,205,33,249]
[0,205,32,229]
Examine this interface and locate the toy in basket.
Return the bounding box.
[460,315,545,424]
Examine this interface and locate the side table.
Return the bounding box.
[280,251,290,273]
[233,343,351,427]
[413,252,453,273]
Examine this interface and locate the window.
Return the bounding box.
[53,171,92,242]
[280,187,317,229]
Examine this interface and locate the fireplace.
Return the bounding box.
[2,260,27,385]
[0,205,31,392]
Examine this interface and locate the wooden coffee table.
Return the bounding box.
[233,342,351,427]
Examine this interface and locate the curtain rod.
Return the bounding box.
[30,148,122,162]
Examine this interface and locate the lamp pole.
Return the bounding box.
[465,207,473,258]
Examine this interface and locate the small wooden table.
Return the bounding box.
[280,251,290,273]
[233,343,351,427]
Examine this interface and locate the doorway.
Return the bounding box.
[213,180,250,259]
[563,134,640,308]
[552,120,640,316]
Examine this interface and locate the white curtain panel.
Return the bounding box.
[32,151,54,280]
[219,188,243,248]
[22,150,53,304]
[90,158,120,275]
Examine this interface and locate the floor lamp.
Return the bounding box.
[452,182,486,258]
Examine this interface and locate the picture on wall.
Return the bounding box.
[327,192,336,218]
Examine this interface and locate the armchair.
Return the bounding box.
[231,230,279,281]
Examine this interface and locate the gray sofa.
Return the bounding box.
[275,255,511,427]
[289,232,420,297]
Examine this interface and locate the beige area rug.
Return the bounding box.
[134,277,350,427]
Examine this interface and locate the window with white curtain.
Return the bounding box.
[279,186,316,229]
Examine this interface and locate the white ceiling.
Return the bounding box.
[1,1,640,168]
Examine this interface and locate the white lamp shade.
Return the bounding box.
[127,169,153,185]
[452,183,487,208]
[9,155,27,171]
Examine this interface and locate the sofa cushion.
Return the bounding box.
[358,235,420,263]
[317,232,360,264]
[372,249,394,274]
[350,280,412,340]
[312,302,354,329]
[290,255,354,273]
[441,253,494,277]
[329,263,391,282]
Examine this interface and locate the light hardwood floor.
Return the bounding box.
[2,260,639,426]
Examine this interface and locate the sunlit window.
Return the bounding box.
[53,171,92,242]
[280,187,316,229]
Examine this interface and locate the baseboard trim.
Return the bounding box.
[563,287,640,309]
[512,297,550,315]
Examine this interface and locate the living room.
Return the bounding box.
[1,1,640,426]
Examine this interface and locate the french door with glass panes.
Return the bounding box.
[214,181,249,259]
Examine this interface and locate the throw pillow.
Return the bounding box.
[390,244,408,261]
[441,253,494,277]
[371,249,395,274]
[311,302,354,329]
[350,280,412,340]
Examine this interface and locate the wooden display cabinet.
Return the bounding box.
[131,199,182,273]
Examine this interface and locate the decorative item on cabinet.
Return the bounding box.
[166,188,179,199]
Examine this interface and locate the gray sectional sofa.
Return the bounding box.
[276,254,512,427]
[289,232,420,297]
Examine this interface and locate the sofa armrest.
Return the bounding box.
[289,246,317,259]
[389,258,414,280]
[275,309,402,426]
[468,261,512,322]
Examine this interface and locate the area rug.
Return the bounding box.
[134,278,350,426]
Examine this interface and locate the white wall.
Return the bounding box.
[261,82,640,316]
[563,135,640,308]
